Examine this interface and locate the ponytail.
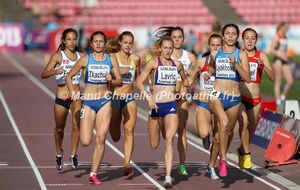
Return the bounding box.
[105,38,120,53]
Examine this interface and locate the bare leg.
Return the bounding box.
[91,102,112,174]
[164,114,178,177]
[282,64,294,97]
[109,107,122,142]
[122,101,137,167]
[273,60,282,102]
[148,116,160,149]
[70,100,81,156]
[177,100,188,164]
[53,103,69,155]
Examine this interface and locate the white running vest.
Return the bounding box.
[55,51,81,85]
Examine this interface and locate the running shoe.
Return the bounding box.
[218,160,228,177]
[89,174,101,185]
[206,167,220,180]
[124,165,132,176]
[203,137,211,150]
[178,164,188,176]
[163,176,173,189]
[237,148,252,169]
[56,155,63,171]
[242,154,252,169]
[70,154,78,169]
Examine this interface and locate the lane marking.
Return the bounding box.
[26,52,47,66]
[0,91,46,190]
[136,106,288,190]
[186,126,299,190]
[2,53,55,99]
[46,184,84,186]
[0,163,206,170]
[22,51,300,189]
[4,53,165,190]
[119,183,154,186]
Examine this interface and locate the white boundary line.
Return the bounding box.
[3,53,165,190]
[23,51,299,189]
[187,132,300,190]
[137,108,284,190]
[137,102,300,190]
[0,91,47,190]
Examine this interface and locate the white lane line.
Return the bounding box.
[136,106,287,190]
[186,125,300,190]
[26,52,46,66]
[119,183,154,186]
[46,183,84,186]
[93,126,165,187]
[0,163,206,170]
[4,53,165,190]
[106,139,165,189]
[24,52,296,189]
[0,91,47,190]
[186,133,282,190]
[2,53,55,99]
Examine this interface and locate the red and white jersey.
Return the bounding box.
[199,56,215,91]
[241,51,263,83]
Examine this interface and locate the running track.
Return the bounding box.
[0,51,299,190]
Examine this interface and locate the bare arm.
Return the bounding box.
[132,55,141,86]
[135,55,141,79]
[188,51,197,68]
[260,52,275,81]
[136,59,156,102]
[79,52,86,58]
[109,54,123,86]
[41,52,62,79]
[177,61,188,87]
[65,55,88,94]
[206,51,217,79]
[235,50,250,82]
[187,57,203,85]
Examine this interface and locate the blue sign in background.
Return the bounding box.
[252,110,283,149]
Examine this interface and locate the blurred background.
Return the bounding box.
[0,0,299,101]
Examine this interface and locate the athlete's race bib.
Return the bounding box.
[157,66,178,85]
[249,62,258,81]
[199,72,215,91]
[87,64,110,83]
[120,65,135,84]
[215,58,236,78]
[55,64,81,84]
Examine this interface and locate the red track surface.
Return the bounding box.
[0,51,299,190]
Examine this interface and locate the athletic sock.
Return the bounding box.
[276,99,281,105]
[90,172,97,177]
